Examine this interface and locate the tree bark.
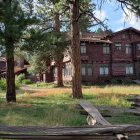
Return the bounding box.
[6,46,16,102]
[4,0,16,102]
[56,58,63,87]
[54,12,64,87]
[70,0,83,98]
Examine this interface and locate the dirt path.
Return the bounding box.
[21,85,72,93]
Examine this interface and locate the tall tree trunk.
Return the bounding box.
[6,46,16,102]
[70,0,83,98]
[54,12,64,87]
[56,58,63,87]
[4,0,16,102]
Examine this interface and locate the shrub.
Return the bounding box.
[16,74,25,83]
[15,80,20,90]
[0,79,6,90]
[111,78,122,85]
[122,78,133,85]
[0,79,20,90]
[22,79,32,85]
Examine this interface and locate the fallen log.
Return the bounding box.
[0,125,140,135]
[0,133,139,140]
[127,96,140,102]
[79,101,131,140]
[79,101,111,126]
[96,106,140,116]
[131,102,140,107]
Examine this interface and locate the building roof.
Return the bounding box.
[1,65,30,75]
[81,32,110,38]
[80,32,112,44]
[113,27,140,35]
[81,37,112,44]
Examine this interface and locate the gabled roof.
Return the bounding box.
[113,27,140,35]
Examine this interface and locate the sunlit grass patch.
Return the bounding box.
[83,85,140,95]
[0,95,86,126]
[0,85,140,126]
[106,113,140,125]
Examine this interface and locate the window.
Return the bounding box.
[64,63,72,77]
[80,43,86,53]
[87,64,93,76]
[100,64,109,76]
[81,64,86,76]
[137,44,140,50]
[53,67,57,77]
[115,43,121,50]
[125,44,132,54]
[126,64,133,75]
[122,34,126,39]
[103,45,110,54]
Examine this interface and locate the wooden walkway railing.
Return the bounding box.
[0,125,140,139]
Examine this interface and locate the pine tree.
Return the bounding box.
[0,0,38,102]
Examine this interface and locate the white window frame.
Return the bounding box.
[87,64,93,76]
[100,64,109,76]
[103,46,110,54]
[80,43,86,53]
[122,34,126,39]
[125,44,132,54]
[126,65,133,75]
[81,64,86,76]
[137,44,140,50]
[115,43,122,50]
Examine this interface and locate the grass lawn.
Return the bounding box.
[0,85,140,126]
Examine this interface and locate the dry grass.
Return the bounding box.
[83,85,140,95]
[0,85,140,126]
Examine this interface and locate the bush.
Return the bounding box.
[15,80,20,90]
[22,79,32,84]
[15,74,25,83]
[122,78,133,85]
[0,79,6,90]
[111,78,122,85]
[0,79,20,90]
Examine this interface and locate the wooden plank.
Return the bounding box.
[0,125,140,135]
[0,134,120,140]
[79,101,111,125]
[0,135,139,140]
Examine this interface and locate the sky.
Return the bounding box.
[92,0,140,32]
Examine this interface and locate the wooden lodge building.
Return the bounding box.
[49,27,140,84]
[0,57,29,79]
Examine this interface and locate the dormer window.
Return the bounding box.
[122,34,126,39]
[115,43,121,50]
[80,43,86,53]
